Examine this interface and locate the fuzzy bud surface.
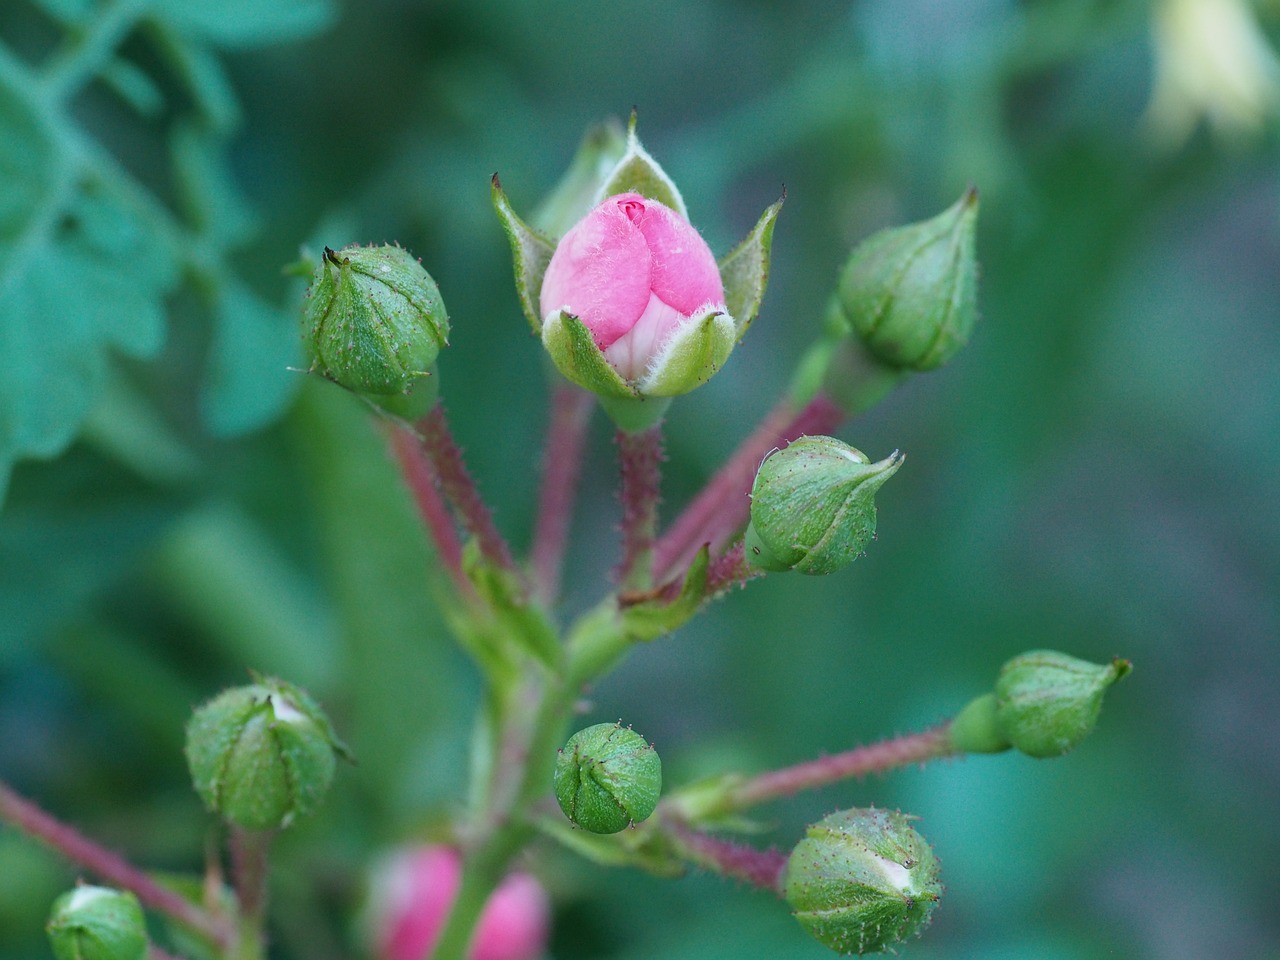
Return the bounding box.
[46,886,147,960]
[554,722,662,834]
[785,808,941,955]
[539,192,730,395]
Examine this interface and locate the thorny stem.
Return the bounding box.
[0,781,234,950]
[531,385,594,604]
[652,392,844,583]
[727,723,957,810]
[616,425,665,590]
[387,422,472,598]
[666,820,789,893]
[417,403,518,575]
[705,539,760,595]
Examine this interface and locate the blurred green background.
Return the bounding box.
[1,0,1278,958]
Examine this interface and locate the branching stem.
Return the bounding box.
[388,422,472,597]
[666,820,789,893]
[0,781,234,950]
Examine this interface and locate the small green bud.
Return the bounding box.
[185,677,345,831]
[302,244,448,414]
[833,187,979,372]
[995,650,1132,758]
[47,886,147,960]
[553,722,662,834]
[745,437,903,575]
[784,808,941,956]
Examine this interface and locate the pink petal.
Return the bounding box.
[470,873,551,960]
[626,195,724,315]
[376,847,462,960]
[602,292,686,381]
[540,196,652,349]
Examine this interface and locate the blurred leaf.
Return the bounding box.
[200,279,303,436]
[0,75,179,500]
[154,0,338,49]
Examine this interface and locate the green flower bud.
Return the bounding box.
[833,188,979,372]
[553,722,662,834]
[47,886,147,960]
[302,244,449,415]
[185,677,345,831]
[784,808,941,956]
[994,650,1132,758]
[745,437,903,575]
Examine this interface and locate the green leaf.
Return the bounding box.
[154,0,339,49]
[201,279,303,436]
[718,191,785,336]
[491,175,555,333]
[542,310,637,400]
[596,112,688,217]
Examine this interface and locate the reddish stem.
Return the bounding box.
[704,540,760,595]
[0,781,233,950]
[531,385,594,603]
[652,392,845,583]
[416,404,517,575]
[667,820,788,893]
[229,826,272,932]
[387,424,471,596]
[616,425,665,588]
[729,724,957,809]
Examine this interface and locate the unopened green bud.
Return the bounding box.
[995,650,1132,758]
[553,722,662,834]
[302,244,448,415]
[833,188,978,372]
[784,808,941,956]
[47,886,146,960]
[186,677,346,831]
[745,437,903,575]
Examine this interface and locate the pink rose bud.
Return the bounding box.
[372,846,551,960]
[539,192,726,381]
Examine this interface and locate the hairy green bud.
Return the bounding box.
[185,677,346,831]
[995,650,1131,758]
[833,188,978,372]
[47,886,146,960]
[785,808,941,955]
[553,722,662,834]
[302,244,448,416]
[745,437,903,575]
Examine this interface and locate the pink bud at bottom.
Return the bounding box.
[372,846,551,960]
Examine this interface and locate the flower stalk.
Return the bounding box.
[531,385,595,604]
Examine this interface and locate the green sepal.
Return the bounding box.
[530,120,628,237]
[595,111,688,218]
[636,308,737,397]
[463,543,562,671]
[619,546,710,643]
[995,650,1132,758]
[718,191,785,337]
[492,175,556,333]
[536,814,685,878]
[542,310,638,400]
[554,722,662,834]
[948,692,1012,754]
